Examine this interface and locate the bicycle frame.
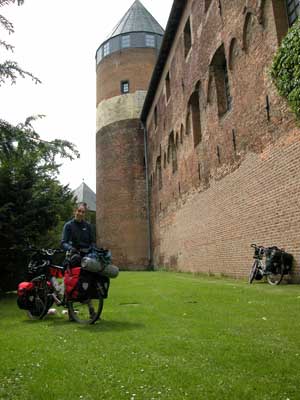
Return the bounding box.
[17,246,109,324]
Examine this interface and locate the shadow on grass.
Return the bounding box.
[21,315,144,332]
[82,319,145,333]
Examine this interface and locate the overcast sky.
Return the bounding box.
[0,0,173,192]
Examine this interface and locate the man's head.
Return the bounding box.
[74,202,87,222]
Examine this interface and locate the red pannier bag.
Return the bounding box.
[64,267,81,300]
[17,282,34,310]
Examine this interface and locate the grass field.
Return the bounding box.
[0,271,300,400]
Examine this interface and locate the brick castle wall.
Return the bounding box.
[145,0,300,279]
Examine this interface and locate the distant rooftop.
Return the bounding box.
[108,0,164,39]
[73,182,96,212]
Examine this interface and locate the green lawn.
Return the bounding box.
[0,271,300,400]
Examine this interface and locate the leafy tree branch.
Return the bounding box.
[271,19,300,120]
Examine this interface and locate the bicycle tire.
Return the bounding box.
[68,282,104,324]
[267,264,284,285]
[249,260,258,284]
[27,282,52,320]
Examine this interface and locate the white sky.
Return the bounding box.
[0,0,173,192]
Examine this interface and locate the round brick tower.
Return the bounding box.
[95,0,164,268]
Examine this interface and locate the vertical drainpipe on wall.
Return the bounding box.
[142,121,153,270]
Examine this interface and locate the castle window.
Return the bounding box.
[286,0,300,26]
[121,35,130,48]
[121,80,129,94]
[224,66,232,111]
[145,34,155,47]
[184,17,192,58]
[168,132,177,173]
[156,156,162,190]
[103,42,110,56]
[154,106,158,128]
[165,72,171,102]
[180,124,184,143]
[188,87,202,147]
[210,44,232,117]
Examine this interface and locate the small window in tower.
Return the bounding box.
[165,72,171,102]
[121,35,130,48]
[121,80,129,94]
[145,34,155,47]
[286,0,300,26]
[103,41,110,56]
[184,17,192,58]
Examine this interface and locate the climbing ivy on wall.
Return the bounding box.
[271,19,300,120]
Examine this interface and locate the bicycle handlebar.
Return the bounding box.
[26,246,65,256]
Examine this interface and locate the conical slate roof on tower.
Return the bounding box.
[108,0,164,38]
[96,0,164,65]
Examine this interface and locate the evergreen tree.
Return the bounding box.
[0,1,80,291]
[0,118,79,292]
[0,0,41,85]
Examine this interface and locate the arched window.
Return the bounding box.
[156,156,162,190]
[243,12,257,51]
[180,124,184,143]
[210,44,232,116]
[165,72,171,102]
[228,38,241,70]
[168,132,177,173]
[186,107,192,135]
[184,17,192,58]
[188,85,202,147]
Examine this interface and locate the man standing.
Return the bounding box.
[61,202,95,255]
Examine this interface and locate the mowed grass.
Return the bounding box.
[1,271,300,400]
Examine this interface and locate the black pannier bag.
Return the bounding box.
[265,247,293,274]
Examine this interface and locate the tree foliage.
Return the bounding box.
[271,19,300,120]
[0,0,41,85]
[0,119,80,291]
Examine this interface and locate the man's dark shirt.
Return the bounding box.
[61,219,95,252]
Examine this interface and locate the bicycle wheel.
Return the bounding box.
[68,282,104,324]
[248,260,258,284]
[27,282,52,320]
[267,264,284,285]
